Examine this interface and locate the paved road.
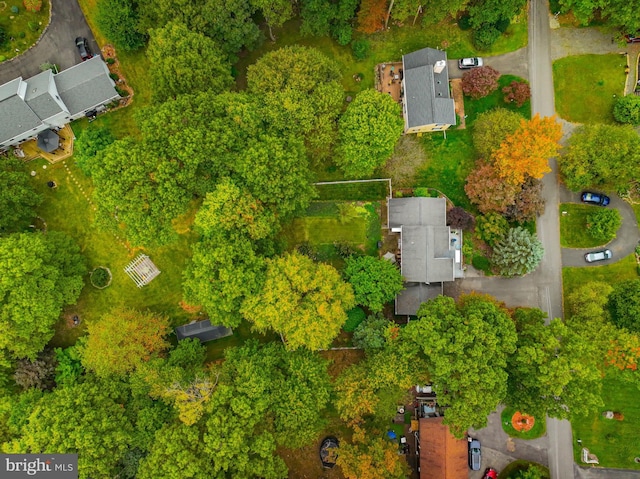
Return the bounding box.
[575,465,640,479]
[560,189,640,267]
[0,0,98,84]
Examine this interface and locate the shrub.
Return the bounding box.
[492,227,544,276]
[343,307,366,332]
[74,127,116,177]
[473,24,501,50]
[28,21,39,32]
[351,39,371,60]
[109,72,119,82]
[502,80,531,107]
[414,187,430,197]
[11,5,19,14]
[18,31,26,39]
[23,0,42,12]
[494,17,510,33]
[115,86,129,97]
[472,254,490,271]
[457,14,472,30]
[613,95,640,125]
[462,66,501,99]
[353,313,390,350]
[447,206,476,231]
[586,208,622,243]
[0,56,5,62]
[90,267,111,288]
[106,57,116,65]
[332,23,352,46]
[476,212,509,247]
[0,27,5,46]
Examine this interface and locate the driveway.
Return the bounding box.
[0,0,98,84]
[560,188,640,267]
[468,406,550,479]
[448,49,529,80]
[575,465,640,479]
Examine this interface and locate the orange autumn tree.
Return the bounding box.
[492,114,562,185]
[607,331,640,371]
[357,0,388,33]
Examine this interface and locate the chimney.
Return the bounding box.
[433,60,446,74]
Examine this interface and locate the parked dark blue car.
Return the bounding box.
[581,192,610,206]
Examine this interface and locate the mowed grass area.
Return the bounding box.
[572,374,640,470]
[0,0,50,61]
[559,203,611,248]
[464,74,532,124]
[27,158,197,348]
[553,54,627,124]
[235,12,528,94]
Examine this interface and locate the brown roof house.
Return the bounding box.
[418,417,467,479]
[401,47,456,134]
[389,197,463,316]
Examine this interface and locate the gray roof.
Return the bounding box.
[175,320,233,343]
[0,77,22,101]
[25,70,64,120]
[54,56,119,115]
[402,47,456,128]
[0,95,43,144]
[395,282,443,316]
[389,197,454,283]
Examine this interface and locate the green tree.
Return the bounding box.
[0,232,85,361]
[73,127,115,177]
[147,22,232,103]
[202,0,261,62]
[352,313,392,350]
[0,158,42,234]
[13,349,57,391]
[300,0,358,44]
[607,280,640,332]
[468,0,525,29]
[586,208,622,243]
[96,0,147,51]
[506,308,604,419]
[476,211,510,246]
[472,108,523,159]
[183,234,266,328]
[560,124,640,191]
[250,0,294,40]
[81,308,170,378]
[558,0,639,32]
[492,227,543,276]
[613,95,640,125]
[404,294,517,436]
[242,252,355,350]
[344,255,404,312]
[336,89,404,178]
[4,380,133,479]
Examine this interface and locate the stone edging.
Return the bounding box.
[90,266,112,289]
[1,0,53,65]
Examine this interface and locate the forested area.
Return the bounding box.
[2,0,640,477]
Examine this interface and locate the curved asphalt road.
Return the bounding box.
[560,188,640,267]
[0,0,98,84]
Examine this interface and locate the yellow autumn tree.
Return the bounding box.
[492,114,562,185]
[337,437,409,479]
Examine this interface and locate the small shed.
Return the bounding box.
[175,320,233,344]
[124,254,160,288]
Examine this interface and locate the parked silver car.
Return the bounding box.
[585,249,612,263]
[459,57,483,69]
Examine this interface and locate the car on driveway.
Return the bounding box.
[75,37,92,61]
[585,249,612,263]
[468,437,481,470]
[459,57,483,69]
[581,191,610,206]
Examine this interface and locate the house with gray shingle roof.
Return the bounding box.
[0,56,119,151]
[401,47,456,134]
[389,197,463,315]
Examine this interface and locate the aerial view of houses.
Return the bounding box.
[1,0,640,478]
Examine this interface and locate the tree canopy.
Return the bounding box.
[0,232,85,361]
[472,108,523,159]
[0,158,42,234]
[96,0,147,51]
[492,227,544,276]
[404,294,517,436]
[336,89,404,178]
[147,22,232,103]
[81,308,170,378]
[559,123,640,191]
[242,252,355,350]
[344,255,404,312]
[607,280,640,332]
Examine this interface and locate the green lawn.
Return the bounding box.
[235,13,528,95]
[500,407,547,440]
[553,54,627,124]
[464,74,532,124]
[27,158,197,348]
[562,254,638,313]
[0,0,50,61]
[572,373,640,469]
[559,203,612,248]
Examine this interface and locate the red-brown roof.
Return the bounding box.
[419,417,467,479]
